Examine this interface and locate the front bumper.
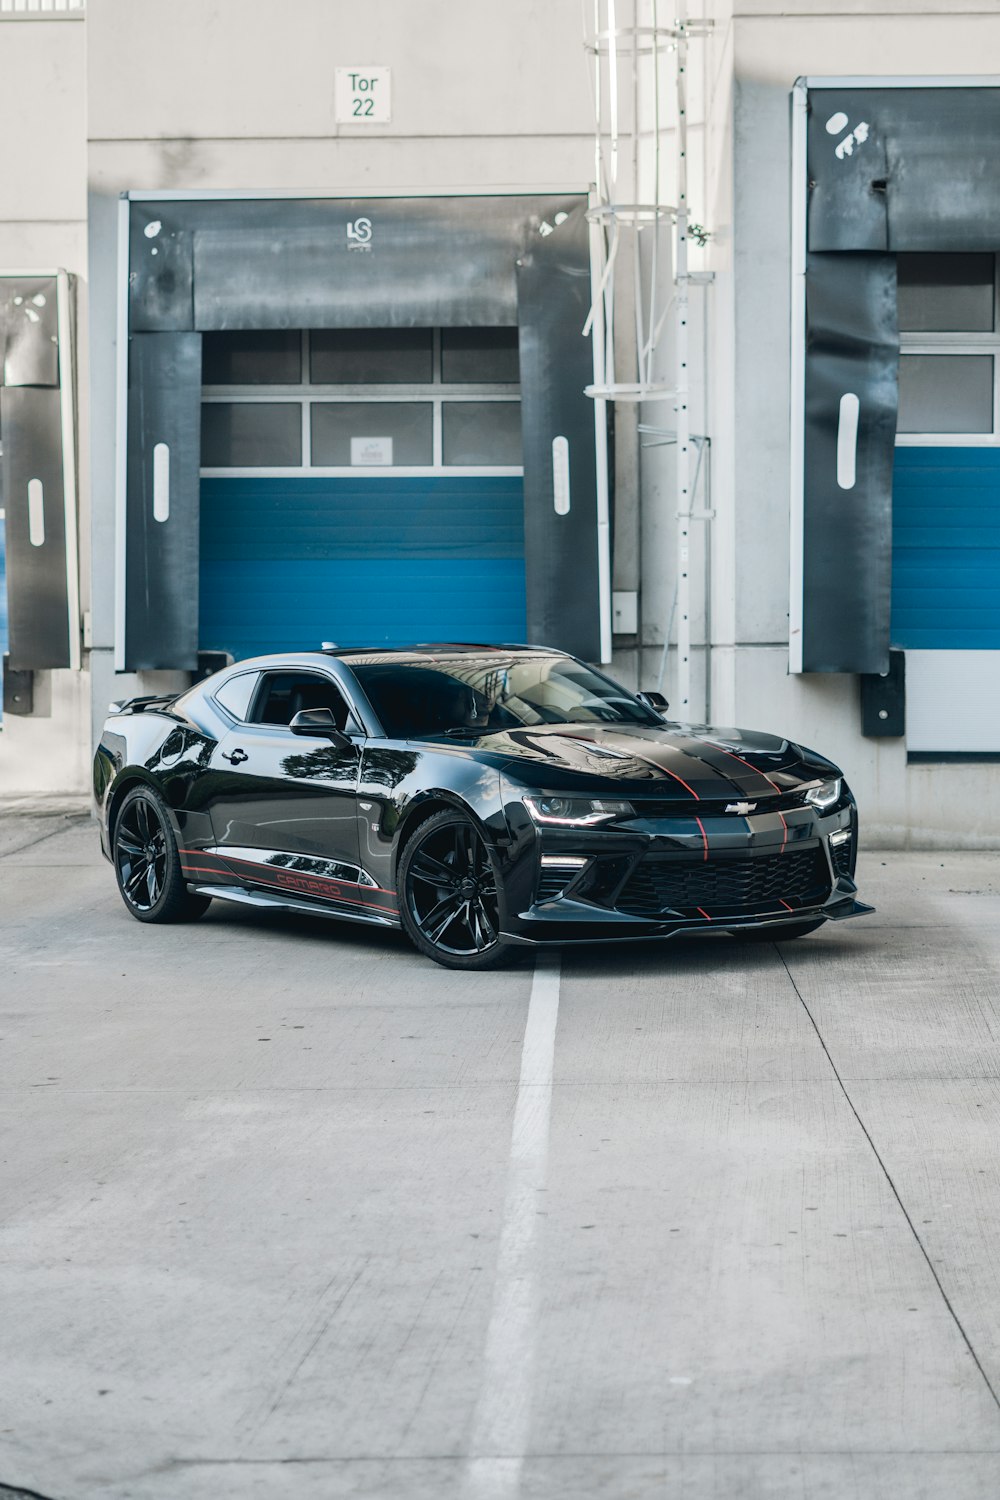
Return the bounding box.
[499,795,872,944]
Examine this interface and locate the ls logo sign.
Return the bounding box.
[346,217,373,252]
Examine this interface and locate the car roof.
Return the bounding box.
[215,644,571,672]
[325,643,567,663]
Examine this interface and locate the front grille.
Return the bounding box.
[616,846,830,918]
[536,870,572,902]
[629,790,810,819]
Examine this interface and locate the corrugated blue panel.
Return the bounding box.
[892,447,1000,648]
[201,476,524,560]
[200,476,526,659]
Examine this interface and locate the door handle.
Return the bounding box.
[222,747,248,765]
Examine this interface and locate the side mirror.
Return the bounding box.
[637,690,669,713]
[289,707,351,749]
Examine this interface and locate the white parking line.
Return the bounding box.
[466,952,562,1496]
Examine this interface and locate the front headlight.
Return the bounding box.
[523,794,635,826]
[804,777,842,812]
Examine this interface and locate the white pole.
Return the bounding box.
[114,196,130,672]
[591,5,613,663]
[590,197,614,663]
[674,0,692,719]
[788,78,808,674]
[56,270,81,671]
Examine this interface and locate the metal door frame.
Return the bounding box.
[113,185,604,670]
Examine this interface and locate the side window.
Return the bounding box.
[213,671,260,723]
[250,672,351,730]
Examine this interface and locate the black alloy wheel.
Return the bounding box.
[398,809,512,970]
[113,786,212,924]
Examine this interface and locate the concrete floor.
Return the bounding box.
[2,811,1000,1499]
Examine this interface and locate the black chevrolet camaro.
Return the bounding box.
[93,645,872,969]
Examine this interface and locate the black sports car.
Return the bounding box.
[93,645,872,969]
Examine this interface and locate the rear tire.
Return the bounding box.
[113,786,212,924]
[732,918,824,942]
[398,809,514,970]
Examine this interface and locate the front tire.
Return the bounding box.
[398,809,513,970]
[113,786,212,924]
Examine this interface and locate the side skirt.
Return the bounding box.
[188,883,402,930]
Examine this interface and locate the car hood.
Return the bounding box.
[442,721,840,800]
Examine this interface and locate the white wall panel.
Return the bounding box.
[906,651,1000,753]
[0,19,85,221]
[87,0,592,144]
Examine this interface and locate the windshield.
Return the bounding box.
[352,654,663,738]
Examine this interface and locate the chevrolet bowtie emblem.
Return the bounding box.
[725,800,757,815]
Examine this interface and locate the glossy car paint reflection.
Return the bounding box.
[94,646,871,951]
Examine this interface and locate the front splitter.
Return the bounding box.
[502,897,875,947]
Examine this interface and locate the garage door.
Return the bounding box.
[891,254,1000,751]
[199,474,526,658]
[197,328,526,660]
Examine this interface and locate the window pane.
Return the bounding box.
[897,354,993,434]
[214,671,259,722]
[201,403,302,466]
[310,329,434,384]
[202,331,302,384]
[311,402,433,465]
[442,402,522,466]
[251,672,349,728]
[897,254,995,333]
[441,328,520,383]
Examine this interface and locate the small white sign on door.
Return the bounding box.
[335,68,391,124]
[351,436,393,466]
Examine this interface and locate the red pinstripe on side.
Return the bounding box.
[694,816,709,860]
[696,907,712,921]
[779,899,795,912]
[778,812,788,853]
[178,850,396,908]
[178,849,395,897]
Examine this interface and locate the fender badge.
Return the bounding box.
[726,801,757,815]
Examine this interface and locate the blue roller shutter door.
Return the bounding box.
[199,474,526,658]
[891,448,1000,648]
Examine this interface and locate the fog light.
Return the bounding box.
[829,829,852,847]
[540,854,589,868]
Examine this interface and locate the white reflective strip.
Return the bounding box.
[466,955,561,1494]
[27,479,44,546]
[57,267,82,671]
[552,435,570,514]
[837,393,860,490]
[152,442,170,522]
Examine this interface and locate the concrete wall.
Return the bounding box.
[0,12,89,796]
[86,0,594,192]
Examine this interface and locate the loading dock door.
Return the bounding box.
[122,195,600,669]
[197,327,527,658]
[891,252,1000,751]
